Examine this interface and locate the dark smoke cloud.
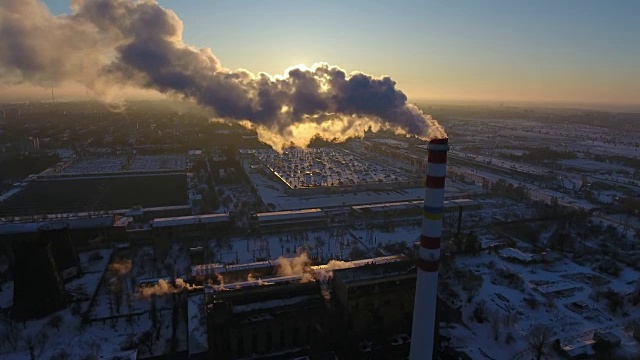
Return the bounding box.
[0,0,446,148]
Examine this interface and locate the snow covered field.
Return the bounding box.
[59,154,187,174]
[63,156,127,174]
[128,154,186,172]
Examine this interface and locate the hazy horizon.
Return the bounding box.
[1,0,639,111]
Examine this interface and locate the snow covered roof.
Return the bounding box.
[351,199,481,212]
[351,200,422,212]
[498,247,535,262]
[536,280,581,294]
[347,255,409,267]
[560,339,596,358]
[255,208,324,222]
[0,215,114,235]
[333,257,414,284]
[209,274,306,292]
[216,260,274,274]
[152,213,230,228]
[191,263,226,276]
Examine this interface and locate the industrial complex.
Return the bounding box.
[0,101,639,360]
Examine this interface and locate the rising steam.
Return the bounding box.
[138,278,202,297]
[0,0,446,148]
[275,253,314,282]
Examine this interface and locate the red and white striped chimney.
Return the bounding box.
[410,137,448,360]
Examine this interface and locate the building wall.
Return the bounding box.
[206,283,333,359]
[213,307,328,359]
[333,272,416,340]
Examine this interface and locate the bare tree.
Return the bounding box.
[545,296,557,311]
[501,311,518,328]
[490,309,501,341]
[504,331,515,345]
[473,300,488,323]
[0,317,21,350]
[25,335,36,360]
[139,329,154,354]
[47,314,64,331]
[34,326,50,357]
[462,272,483,303]
[629,278,640,306]
[50,349,70,360]
[527,324,553,360]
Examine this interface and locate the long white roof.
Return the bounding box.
[255,208,324,222]
[152,213,230,228]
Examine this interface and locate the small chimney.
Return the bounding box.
[410,137,448,360]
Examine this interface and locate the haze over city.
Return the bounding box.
[0,1,639,360]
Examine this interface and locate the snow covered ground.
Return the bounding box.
[0,244,194,359]
[211,228,367,264]
[560,159,634,173]
[442,234,640,360]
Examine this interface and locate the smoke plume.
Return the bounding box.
[0,0,446,148]
[313,260,354,282]
[108,259,132,276]
[275,253,313,282]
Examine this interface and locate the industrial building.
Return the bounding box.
[187,255,428,359]
[350,198,480,234]
[151,213,231,238]
[332,256,416,339]
[206,279,331,359]
[252,209,328,233]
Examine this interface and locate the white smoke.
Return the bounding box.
[312,260,355,282]
[138,278,202,297]
[0,0,447,149]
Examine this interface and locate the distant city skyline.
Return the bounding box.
[2,0,639,108]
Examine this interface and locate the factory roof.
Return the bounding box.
[211,260,273,274]
[255,208,324,222]
[351,199,481,212]
[191,263,226,276]
[593,331,621,344]
[0,215,114,235]
[151,213,230,228]
[333,257,414,285]
[347,255,409,267]
[535,280,581,294]
[560,339,596,358]
[208,274,307,292]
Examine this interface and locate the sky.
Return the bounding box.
[7,0,640,106]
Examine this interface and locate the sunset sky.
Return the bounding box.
[6,0,640,106]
